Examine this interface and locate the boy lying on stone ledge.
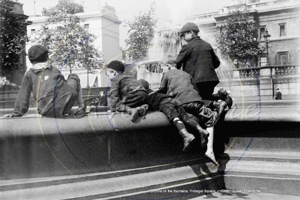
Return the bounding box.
[106,60,209,153]
[138,79,209,153]
[143,68,230,165]
[106,60,232,165]
[105,60,149,122]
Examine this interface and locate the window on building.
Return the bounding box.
[277,51,289,65]
[260,27,266,39]
[279,23,286,37]
[31,29,35,33]
[260,55,267,66]
[84,24,89,30]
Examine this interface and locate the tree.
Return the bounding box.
[33,0,102,73]
[0,0,29,77]
[125,2,157,61]
[42,1,84,16]
[215,4,262,67]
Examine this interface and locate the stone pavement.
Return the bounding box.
[189,191,300,200]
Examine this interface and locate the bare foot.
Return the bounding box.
[182,134,195,152]
[205,151,219,166]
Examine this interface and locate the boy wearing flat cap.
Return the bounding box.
[164,22,223,110]
[2,45,86,118]
[105,60,148,122]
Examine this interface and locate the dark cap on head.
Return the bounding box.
[180,22,200,36]
[107,60,125,73]
[28,45,48,64]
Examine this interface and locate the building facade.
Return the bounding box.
[155,0,300,100]
[26,3,122,88]
[184,0,300,67]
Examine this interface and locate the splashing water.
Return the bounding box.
[144,27,236,93]
[147,29,182,61]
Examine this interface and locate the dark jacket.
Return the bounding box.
[12,64,77,117]
[144,88,171,111]
[157,69,203,105]
[176,36,220,84]
[275,91,282,100]
[108,73,146,112]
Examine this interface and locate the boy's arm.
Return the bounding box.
[108,80,120,112]
[211,49,220,69]
[8,73,32,117]
[175,45,189,69]
[190,75,200,93]
[156,73,168,94]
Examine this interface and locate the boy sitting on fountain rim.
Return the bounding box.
[105,60,148,122]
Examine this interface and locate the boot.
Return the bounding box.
[131,107,140,122]
[131,104,149,122]
[179,129,196,152]
[138,104,149,116]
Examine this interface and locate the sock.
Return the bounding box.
[185,118,199,129]
[173,117,185,132]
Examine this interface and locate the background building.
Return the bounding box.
[155,0,300,100]
[26,3,122,88]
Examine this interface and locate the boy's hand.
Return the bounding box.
[149,89,159,96]
[73,105,86,118]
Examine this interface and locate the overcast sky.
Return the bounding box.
[18,0,233,48]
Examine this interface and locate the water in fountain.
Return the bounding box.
[144,24,237,94]
[132,29,182,89]
[147,29,182,61]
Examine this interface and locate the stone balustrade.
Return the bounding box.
[234,65,299,78]
[135,62,300,101]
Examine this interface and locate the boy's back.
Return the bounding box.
[159,69,203,105]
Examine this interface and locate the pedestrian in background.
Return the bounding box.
[274,87,282,100]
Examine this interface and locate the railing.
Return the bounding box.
[238,68,260,78]
[273,65,299,76]
[138,61,299,80]
[236,64,299,78]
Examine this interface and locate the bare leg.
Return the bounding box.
[173,117,195,152]
[183,118,209,148]
[205,127,218,165]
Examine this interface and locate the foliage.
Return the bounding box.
[0,0,29,76]
[215,5,262,66]
[125,2,157,61]
[32,0,103,73]
[0,76,20,90]
[42,0,84,16]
